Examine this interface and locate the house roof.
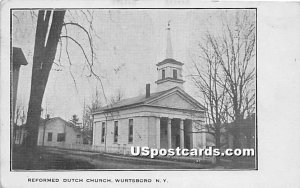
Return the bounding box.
[93,86,205,113]
[40,117,83,133]
[15,118,45,129]
[13,47,28,67]
[15,117,83,133]
[156,58,184,66]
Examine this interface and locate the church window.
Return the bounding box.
[173,69,177,79]
[114,121,118,143]
[162,69,165,79]
[101,122,105,143]
[128,119,133,143]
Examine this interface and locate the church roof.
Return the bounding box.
[95,87,174,112]
[156,58,184,66]
[39,117,82,132]
[93,87,205,113]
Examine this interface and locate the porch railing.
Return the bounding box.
[42,142,131,154]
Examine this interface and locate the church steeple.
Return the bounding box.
[166,20,173,59]
[155,21,185,92]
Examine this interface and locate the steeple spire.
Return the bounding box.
[166,20,173,59]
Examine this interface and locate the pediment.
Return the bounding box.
[146,91,200,110]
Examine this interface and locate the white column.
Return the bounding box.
[167,118,172,149]
[156,117,161,149]
[180,119,184,149]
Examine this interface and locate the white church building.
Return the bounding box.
[92,24,207,154]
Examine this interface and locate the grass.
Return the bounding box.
[12,145,94,170]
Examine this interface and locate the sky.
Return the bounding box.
[12,9,255,122]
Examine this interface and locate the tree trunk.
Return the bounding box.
[232,116,242,150]
[215,126,221,164]
[24,10,65,150]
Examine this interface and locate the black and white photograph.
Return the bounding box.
[10,8,256,170]
[1,1,300,188]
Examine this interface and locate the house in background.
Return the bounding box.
[12,47,28,115]
[204,114,256,150]
[14,124,27,145]
[12,47,28,145]
[37,117,84,147]
[92,23,206,153]
[226,114,256,149]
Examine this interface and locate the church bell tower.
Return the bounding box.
[155,21,185,92]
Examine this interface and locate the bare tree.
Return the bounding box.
[13,103,27,144]
[82,88,103,144]
[69,114,80,126]
[25,10,66,150]
[109,89,125,105]
[190,41,229,163]
[14,103,27,126]
[195,11,256,149]
[21,9,105,150]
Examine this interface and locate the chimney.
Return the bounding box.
[146,84,150,98]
